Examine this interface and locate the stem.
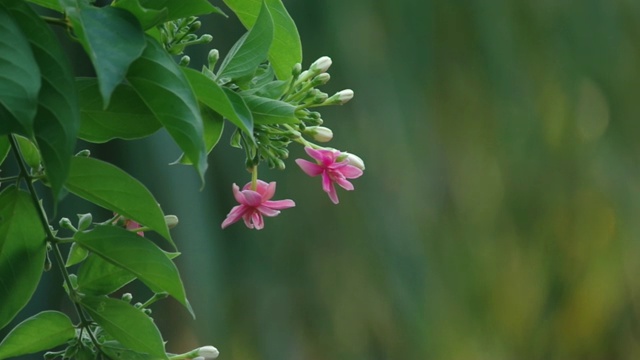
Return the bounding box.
[251,166,258,191]
[0,175,21,183]
[40,15,69,28]
[140,292,168,309]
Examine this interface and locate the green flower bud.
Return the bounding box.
[165,215,179,229]
[197,346,220,359]
[311,73,331,86]
[208,49,219,69]
[292,63,302,77]
[179,55,190,66]
[59,217,77,232]
[199,34,213,43]
[77,213,93,231]
[121,293,133,302]
[328,89,354,105]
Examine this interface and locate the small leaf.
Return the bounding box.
[127,37,207,181]
[74,226,191,315]
[64,3,146,107]
[81,296,167,359]
[174,106,224,165]
[77,253,136,295]
[0,311,75,360]
[0,186,47,330]
[111,0,168,30]
[0,6,40,136]
[137,0,225,21]
[65,156,174,247]
[223,0,302,80]
[241,94,298,125]
[76,78,161,143]
[65,242,89,267]
[217,1,273,83]
[183,68,253,136]
[14,135,40,169]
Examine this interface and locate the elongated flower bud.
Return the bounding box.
[304,126,333,142]
[197,346,219,359]
[344,152,365,170]
[208,49,219,69]
[328,89,354,105]
[310,56,332,73]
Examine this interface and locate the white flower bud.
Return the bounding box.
[310,56,332,73]
[334,89,354,104]
[344,152,365,170]
[164,215,179,229]
[305,126,333,142]
[197,346,219,359]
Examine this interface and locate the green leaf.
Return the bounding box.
[65,242,89,267]
[0,136,9,165]
[223,0,302,80]
[76,78,161,143]
[0,311,75,360]
[111,0,168,30]
[4,0,80,202]
[0,6,40,137]
[0,186,47,330]
[14,135,40,169]
[81,296,167,359]
[25,0,62,12]
[63,3,146,107]
[137,0,225,21]
[217,1,273,83]
[75,226,191,315]
[101,342,158,360]
[174,106,224,165]
[241,94,298,125]
[65,156,174,247]
[77,253,136,295]
[183,68,253,136]
[127,37,207,181]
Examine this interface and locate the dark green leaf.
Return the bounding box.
[183,68,253,136]
[0,6,40,136]
[223,0,302,80]
[217,1,273,83]
[174,106,224,165]
[64,3,146,107]
[14,135,40,169]
[127,37,207,181]
[0,186,47,330]
[4,0,80,202]
[241,94,298,124]
[77,253,136,295]
[111,0,168,30]
[0,311,75,360]
[101,342,158,360]
[75,226,191,315]
[25,0,62,12]
[65,156,174,247]
[138,0,225,21]
[81,296,167,359]
[0,136,9,165]
[76,78,161,143]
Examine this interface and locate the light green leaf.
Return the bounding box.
[14,135,40,169]
[0,311,75,360]
[4,0,80,202]
[111,0,168,30]
[65,242,88,267]
[217,1,273,83]
[65,156,174,248]
[183,68,253,136]
[223,0,302,80]
[64,2,146,107]
[241,94,298,125]
[76,78,161,143]
[137,0,225,21]
[81,296,167,359]
[0,186,47,330]
[127,37,207,181]
[174,106,224,165]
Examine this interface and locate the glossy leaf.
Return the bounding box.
[223,0,302,80]
[217,1,273,83]
[14,135,40,169]
[137,0,225,21]
[183,68,253,136]
[175,106,225,165]
[4,0,80,202]
[0,6,40,136]
[0,186,47,330]
[0,311,75,360]
[127,37,207,181]
[74,226,191,315]
[111,0,167,30]
[81,296,167,359]
[77,253,136,295]
[63,3,146,107]
[76,78,161,143]
[241,94,298,125]
[65,156,174,247]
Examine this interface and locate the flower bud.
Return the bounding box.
[344,152,365,170]
[179,55,190,66]
[59,217,77,232]
[189,21,202,32]
[310,56,332,74]
[197,346,220,359]
[328,89,354,105]
[77,213,93,231]
[164,215,179,229]
[75,149,91,157]
[199,34,213,43]
[304,126,333,142]
[311,73,330,86]
[121,293,133,302]
[292,62,302,77]
[208,49,219,69]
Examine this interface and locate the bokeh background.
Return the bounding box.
[4,0,640,359]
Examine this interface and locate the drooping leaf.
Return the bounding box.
[0,6,40,136]
[14,135,40,169]
[81,296,167,359]
[174,106,225,165]
[0,311,75,360]
[25,0,62,12]
[223,0,302,80]
[76,78,161,143]
[217,1,273,84]
[241,94,298,125]
[111,0,168,30]
[65,156,174,247]
[127,37,207,181]
[77,253,137,295]
[137,0,225,21]
[183,68,253,136]
[0,186,47,330]
[75,226,192,315]
[63,2,146,107]
[4,0,80,202]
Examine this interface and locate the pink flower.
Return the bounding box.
[295,147,363,204]
[221,180,295,230]
[125,219,144,237]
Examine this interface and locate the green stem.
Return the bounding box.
[0,175,21,183]
[251,166,258,191]
[40,15,69,28]
[140,292,168,309]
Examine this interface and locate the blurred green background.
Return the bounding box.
[6,0,640,359]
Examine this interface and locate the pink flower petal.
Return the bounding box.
[242,212,254,229]
[263,199,296,210]
[222,205,248,229]
[327,183,339,204]
[232,183,246,204]
[222,179,295,230]
[334,177,355,191]
[339,165,363,179]
[242,190,263,207]
[304,147,325,162]
[296,159,324,176]
[257,206,281,217]
[322,172,333,193]
[261,182,277,201]
[251,211,264,230]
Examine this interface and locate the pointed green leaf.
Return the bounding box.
[76,78,161,143]
[111,0,168,30]
[138,0,225,21]
[4,0,80,202]
[14,135,40,169]
[65,242,89,267]
[174,106,225,165]
[0,6,40,136]
[65,156,174,247]
[75,226,191,315]
[0,186,47,330]
[127,37,207,181]
[77,253,137,295]
[223,0,301,80]
[81,296,167,359]
[183,68,253,136]
[241,94,298,124]
[64,3,146,107]
[0,311,75,360]
[217,1,273,83]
